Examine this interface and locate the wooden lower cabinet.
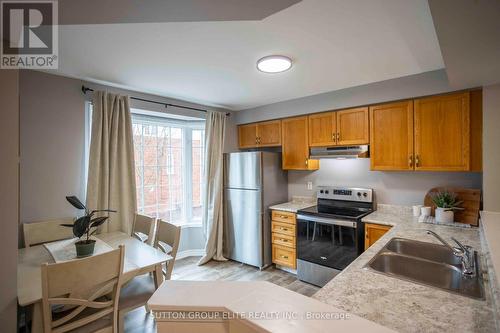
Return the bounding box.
[272,244,296,268]
[271,210,297,269]
[364,223,392,250]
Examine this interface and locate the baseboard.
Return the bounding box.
[176,249,205,259]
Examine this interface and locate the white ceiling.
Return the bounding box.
[53,0,444,110]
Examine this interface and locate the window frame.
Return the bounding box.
[131,111,205,227]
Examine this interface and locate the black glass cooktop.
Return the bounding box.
[298,205,373,220]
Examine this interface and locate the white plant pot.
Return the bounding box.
[435,208,454,223]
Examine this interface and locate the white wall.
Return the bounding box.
[19,70,231,253]
[288,159,482,206]
[483,84,500,212]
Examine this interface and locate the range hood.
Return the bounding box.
[310,145,369,159]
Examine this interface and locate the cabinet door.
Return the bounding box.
[364,223,391,250]
[238,123,258,148]
[308,112,336,147]
[414,92,470,171]
[369,101,414,171]
[336,107,369,145]
[257,120,281,147]
[282,116,319,170]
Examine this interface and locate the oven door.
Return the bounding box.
[296,214,358,271]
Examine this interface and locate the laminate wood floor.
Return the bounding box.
[124,256,320,333]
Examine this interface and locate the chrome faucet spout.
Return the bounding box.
[426,230,476,277]
[426,230,461,255]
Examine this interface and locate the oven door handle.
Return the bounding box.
[296,214,357,228]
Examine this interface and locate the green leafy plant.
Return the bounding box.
[430,191,464,211]
[61,196,117,244]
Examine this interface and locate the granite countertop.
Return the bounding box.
[313,204,497,333]
[269,196,316,213]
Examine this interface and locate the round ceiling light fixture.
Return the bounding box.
[257,55,292,73]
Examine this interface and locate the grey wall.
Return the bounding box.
[20,70,87,223]
[234,69,471,124]
[288,159,482,206]
[483,84,500,212]
[19,70,230,252]
[0,69,19,333]
[234,69,483,205]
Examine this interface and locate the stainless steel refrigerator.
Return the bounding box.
[223,151,288,269]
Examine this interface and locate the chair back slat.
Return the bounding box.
[41,246,125,333]
[23,218,75,248]
[155,219,181,279]
[132,214,156,245]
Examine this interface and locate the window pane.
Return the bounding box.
[132,114,205,225]
[192,130,205,221]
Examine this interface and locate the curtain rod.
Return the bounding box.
[81,85,229,116]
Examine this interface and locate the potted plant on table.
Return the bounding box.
[430,191,463,223]
[61,196,117,258]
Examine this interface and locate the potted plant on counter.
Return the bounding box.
[430,191,463,223]
[61,196,117,258]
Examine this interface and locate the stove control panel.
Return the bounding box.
[317,186,373,203]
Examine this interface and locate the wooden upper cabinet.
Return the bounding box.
[336,107,369,145]
[238,123,258,148]
[370,101,414,171]
[282,116,319,170]
[308,107,369,147]
[238,120,281,148]
[308,112,336,147]
[257,120,281,147]
[414,92,470,171]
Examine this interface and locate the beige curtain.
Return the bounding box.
[86,91,137,235]
[198,111,227,265]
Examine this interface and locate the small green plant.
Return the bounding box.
[430,191,463,211]
[61,196,117,244]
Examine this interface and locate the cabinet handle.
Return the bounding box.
[332,132,336,142]
[280,227,288,231]
[255,137,258,144]
[280,255,289,259]
[280,215,288,219]
[337,132,340,142]
[409,155,413,167]
[280,239,288,242]
[305,159,309,166]
[415,155,420,167]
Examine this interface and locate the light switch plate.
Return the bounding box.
[307,181,313,190]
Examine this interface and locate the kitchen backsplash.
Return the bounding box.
[288,159,482,206]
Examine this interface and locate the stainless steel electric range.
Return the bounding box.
[296,186,374,287]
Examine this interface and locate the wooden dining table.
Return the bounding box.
[18,231,173,333]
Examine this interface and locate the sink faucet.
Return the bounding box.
[426,230,476,277]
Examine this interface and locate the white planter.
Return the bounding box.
[435,208,454,223]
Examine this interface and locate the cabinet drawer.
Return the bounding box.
[272,233,295,248]
[271,221,296,236]
[272,244,296,268]
[271,210,296,224]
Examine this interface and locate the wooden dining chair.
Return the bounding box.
[41,246,125,333]
[131,213,156,246]
[23,218,75,248]
[117,220,180,332]
[155,219,181,280]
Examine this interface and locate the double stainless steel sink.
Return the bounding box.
[365,238,484,299]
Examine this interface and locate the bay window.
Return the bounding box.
[132,112,205,225]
